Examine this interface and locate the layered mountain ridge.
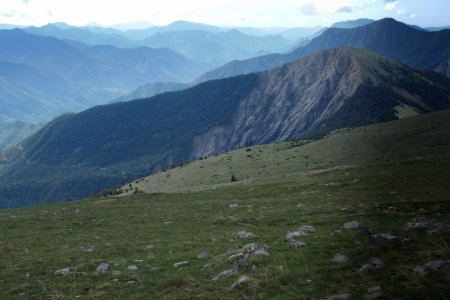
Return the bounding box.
[1,47,450,208]
[198,18,450,82]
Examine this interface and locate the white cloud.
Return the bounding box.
[384,1,398,10]
[299,4,317,15]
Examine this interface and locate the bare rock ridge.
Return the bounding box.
[1,47,450,208]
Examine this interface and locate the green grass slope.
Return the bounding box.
[1,111,449,299]
[121,109,450,195]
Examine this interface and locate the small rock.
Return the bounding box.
[230,275,250,288]
[423,259,447,272]
[134,259,144,263]
[296,203,303,208]
[369,233,411,245]
[228,253,245,261]
[112,271,122,276]
[340,208,349,211]
[291,240,306,248]
[54,268,70,276]
[127,265,139,271]
[197,251,210,259]
[96,263,109,273]
[164,221,174,224]
[212,268,237,281]
[173,261,189,268]
[344,221,360,230]
[299,225,315,234]
[229,204,239,208]
[82,247,95,253]
[412,266,426,276]
[365,286,382,299]
[147,244,155,249]
[359,257,383,272]
[254,249,269,256]
[286,231,302,239]
[332,254,349,263]
[286,225,315,239]
[235,231,255,239]
[326,291,351,299]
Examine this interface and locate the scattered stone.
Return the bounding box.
[291,240,306,248]
[369,233,411,245]
[112,278,119,282]
[173,261,189,268]
[344,221,360,230]
[229,204,239,208]
[96,263,109,273]
[112,271,122,276]
[82,247,95,253]
[230,275,250,288]
[127,265,139,271]
[423,259,448,272]
[254,249,269,256]
[147,244,155,249]
[134,259,144,263]
[340,208,349,211]
[212,268,237,281]
[326,291,351,299]
[403,217,428,230]
[243,243,268,255]
[365,286,382,299]
[297,203,303,208]
[235,231,255,239]
[286,225,315,239]
[402,217,443,233]
[164,221,174,224]
[412,265,426,277]
[359,257,383,272]
[197,251,210,259]
[332,254,349,263]
[54,268,70,276]
[228,253,245,261]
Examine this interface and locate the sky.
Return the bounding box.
[0,0,449,28]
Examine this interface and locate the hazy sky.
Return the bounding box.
[0,0,449,28]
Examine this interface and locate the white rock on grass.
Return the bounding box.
[96,263,110,273]
[359,257,383,272]
[343,221,360,230]
[134,259,144,263]
[365,286,382,299]
[332,254,349,263]
[291,240,306,248]
[212,268,237,281]
[127,265,139,271]
[230,275,250,289]
[54,268,70,276]
[229,204,239,208]
[235,231,255,239]
[197,251,210,259]
[286,225,315,239]
[173,261,189,268]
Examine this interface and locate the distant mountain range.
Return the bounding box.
[1,47,450,209]
[0,29,204,125]
[198,18,450,82]
[142,30,292,67]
